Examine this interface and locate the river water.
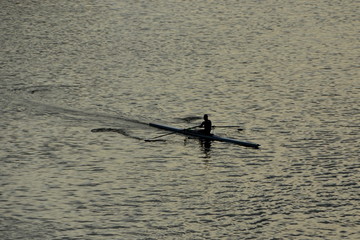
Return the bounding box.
[1,0,359,239]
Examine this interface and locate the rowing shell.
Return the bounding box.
[149,123,260,149]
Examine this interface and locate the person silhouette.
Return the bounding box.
[199,114,212,135]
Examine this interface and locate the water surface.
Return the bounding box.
[1,0,359,239]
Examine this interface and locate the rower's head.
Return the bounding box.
[203,114,208,120]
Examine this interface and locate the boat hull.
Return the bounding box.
[149,123,260,148]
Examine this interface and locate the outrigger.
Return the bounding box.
[148,123,260,149]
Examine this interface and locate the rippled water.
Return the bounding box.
[1,0,359,239]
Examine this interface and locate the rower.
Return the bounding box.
[199,114,212,135]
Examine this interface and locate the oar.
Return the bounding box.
[145,125,198,142]
[213,125,244,131]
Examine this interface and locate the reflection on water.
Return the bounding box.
[1,0,359,239]
[200,139,212,158]
[184,137,212,158]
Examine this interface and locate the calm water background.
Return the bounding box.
[1,0,359,239]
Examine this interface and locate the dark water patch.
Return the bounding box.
[91,128,143,140]
[11,84,81,94]
[177,116,202,123]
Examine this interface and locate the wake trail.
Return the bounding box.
[9,94,149,127]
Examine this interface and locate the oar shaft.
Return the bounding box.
[213,126,243,131]
[213,125,241,128]
[146,125,198,141]
[147,131,175,140]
